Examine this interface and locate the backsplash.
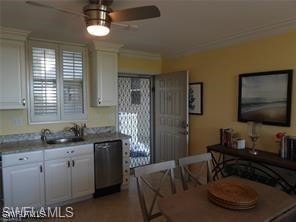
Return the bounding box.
[0,126,116,144]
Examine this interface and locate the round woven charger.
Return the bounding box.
[207,180,258,210]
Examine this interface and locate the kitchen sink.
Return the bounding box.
[46,137,85,145]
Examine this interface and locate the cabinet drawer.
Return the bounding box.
[70,144,93,157]
[45,147,69,161]
[45,144,94,160]
[122,140,130,149]
[122,149,129,158]
[123,168,130,175]
[3,151,43,167]
[122,157,130,167]
[122,175,130,185]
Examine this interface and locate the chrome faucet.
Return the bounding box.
[41,128,52,142]
[64,123,81,137]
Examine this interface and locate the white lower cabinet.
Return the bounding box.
[44,144,94,205]
[71,155,94,199]
[3,162,45,207]
[45,159,72,205]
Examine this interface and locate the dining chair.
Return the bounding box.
[178,153,213,190]
[134,160,177,222]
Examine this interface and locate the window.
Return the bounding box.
[131,78,141,105]
[29,41,87,123]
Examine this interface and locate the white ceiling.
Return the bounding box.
[1,0,296,57]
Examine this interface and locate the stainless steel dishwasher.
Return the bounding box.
[94,140,123,197]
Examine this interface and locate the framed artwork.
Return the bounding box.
[238,70,293,126]
[189,82,203,115]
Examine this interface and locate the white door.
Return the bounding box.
[71,155,94,198]
[0,39,26,109]
[3,162,44,207]
[45,159,71,205]
[155,71,189,162]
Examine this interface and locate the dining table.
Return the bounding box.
[158,177,296,222]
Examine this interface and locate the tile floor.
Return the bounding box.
[27,175,179,222]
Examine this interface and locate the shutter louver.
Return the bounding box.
[62,50,84,115]
[32,47,57,116]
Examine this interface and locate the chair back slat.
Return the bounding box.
[134,160,177,222]
[134,160,176,177]
[178,153,213,190]
[179,153,211,166]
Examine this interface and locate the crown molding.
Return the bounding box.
[29,37,87,47]
[0,26,30,41]
[118,68,159,75]
[169,17,296,58]
[90,41,124,52]
[119,49,161,61]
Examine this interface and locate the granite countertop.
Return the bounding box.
[0,132,131,155]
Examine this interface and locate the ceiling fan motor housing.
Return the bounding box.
[83,4,112,29]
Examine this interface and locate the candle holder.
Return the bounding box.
[247,121,262,155]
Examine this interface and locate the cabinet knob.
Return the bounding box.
[22,98,26,106]
[97,98,101,104]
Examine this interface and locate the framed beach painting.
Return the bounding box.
[189,82,203,115]
[238,70,293,126]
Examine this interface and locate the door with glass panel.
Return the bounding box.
[118,75,152,168]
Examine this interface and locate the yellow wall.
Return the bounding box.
[0,54,161,135]
[118,54,161,74]
[163,31,296,154]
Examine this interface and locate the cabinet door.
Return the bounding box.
[0,39,26,109]
[91,51,118,106]
[45,159,71,205]
[3,162,44,207]
[71,154,94,198]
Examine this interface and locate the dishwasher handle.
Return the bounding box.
[96,144,111,149]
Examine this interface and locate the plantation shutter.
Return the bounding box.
[62,49,85,118]
[29,41,87,123]
[31,46,59,122]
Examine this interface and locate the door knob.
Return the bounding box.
[22,98,26,106]
[180,131,188,135]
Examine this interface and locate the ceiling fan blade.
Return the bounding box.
[112,22,139,31]
[26,1,87,18]
[109,5,160,22]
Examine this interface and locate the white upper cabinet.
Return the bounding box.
[0,28,29,109]
[90,42,122,107]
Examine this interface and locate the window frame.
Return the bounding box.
[28,40,87,124]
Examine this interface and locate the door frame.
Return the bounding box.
[117,73,155,166]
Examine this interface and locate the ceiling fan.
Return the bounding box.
[25,0,160,36]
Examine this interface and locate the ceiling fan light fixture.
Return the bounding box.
[87,24,110,36]
[84,4,111,36]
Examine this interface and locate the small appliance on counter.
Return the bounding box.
[94,140,123,197]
